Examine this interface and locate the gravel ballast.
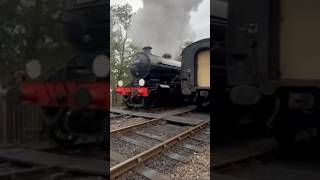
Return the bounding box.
[111,117,150,131]
[109,110,210,180]
[110,137,145,158]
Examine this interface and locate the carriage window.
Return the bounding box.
[197,50,210,88]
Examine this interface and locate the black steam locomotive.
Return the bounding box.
[11,0,109,146]
[116,47,184,108]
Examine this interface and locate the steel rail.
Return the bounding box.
[110,106,196,135]
[110,120,209,179]
[214,138,277,169]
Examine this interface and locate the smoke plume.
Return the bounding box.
[129,0,204,57]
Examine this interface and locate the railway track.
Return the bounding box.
[0,143,107,180]
[214,138,276,168]
[110,106,210,179]
[214,136,320,180]
[0,106,209,179]
[110,106,199,133]
[213,138,277,180]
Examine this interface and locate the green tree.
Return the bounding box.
[0,0,72,83]
[110,4,139,90]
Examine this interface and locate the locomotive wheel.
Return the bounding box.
[124,97,134,109]
[42,108,78,147]
[124,96,151,109]
[49,127,78,147]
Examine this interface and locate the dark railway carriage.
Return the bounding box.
[181,38,210,108]
[212,0,227,41]
[211,1,228,93]
[8,0,109,146]
[116,47,183,108]
[214,0,320,144]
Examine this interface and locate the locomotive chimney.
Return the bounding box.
[143,46,152,54]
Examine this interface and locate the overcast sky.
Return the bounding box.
[110,0,210,41]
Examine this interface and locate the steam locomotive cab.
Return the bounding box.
[116,47,183,108]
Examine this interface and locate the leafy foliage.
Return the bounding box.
[110,4,139,90]
[0,0,72,83]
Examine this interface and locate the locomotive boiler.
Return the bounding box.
[116,47,183,108]
[8,0,109,146]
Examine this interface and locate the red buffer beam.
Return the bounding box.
[17,81,109,110]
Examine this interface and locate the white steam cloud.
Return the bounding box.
[129,0,204,56]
